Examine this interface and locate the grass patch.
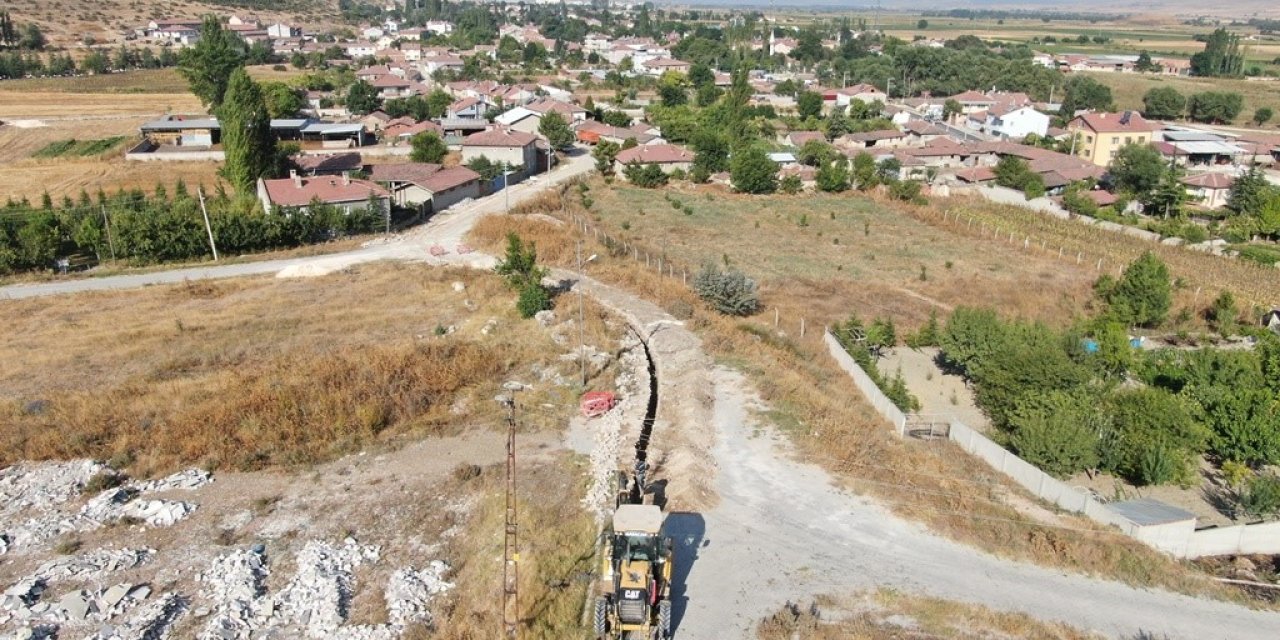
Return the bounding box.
[32,136,128,158]
[1234,244,1280,267]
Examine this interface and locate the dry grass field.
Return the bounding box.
[758,591,1098,640]
[1091,72,1280,128]
[4,0,340,48]
[467,184,1240,603]
[0,262,622,477]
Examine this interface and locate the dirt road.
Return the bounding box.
[667,366,1280,639]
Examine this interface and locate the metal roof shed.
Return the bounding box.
[1108,498,1197,556]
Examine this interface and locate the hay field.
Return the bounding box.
[1091,72,1280,127]
[0,262,621,475]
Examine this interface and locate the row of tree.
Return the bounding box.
[0,185,380,275]
[0,11,45,51]
[1142,86,1269,125]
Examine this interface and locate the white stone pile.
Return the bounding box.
[196,547,269,640]
[264,538,381,637]
[384,561,454,627]
[130,469,213,493]
[0,462,208,556]
[86,593,187,640]
[1,582,153,628]
[31,548,154,582]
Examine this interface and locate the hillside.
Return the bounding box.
[3,0,340,48]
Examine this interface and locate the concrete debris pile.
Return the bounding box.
[0,462,207,556]
[582,334,646,520]
[85,593,187,640]
[384,561,454,627]
[196,546,270,640]
[131,469,213,493]
[0,461,111,554]
[2,581,154,628]
[265,538,381,637]
[33,548,154,582]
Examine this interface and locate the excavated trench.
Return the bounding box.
[627,329,660,504]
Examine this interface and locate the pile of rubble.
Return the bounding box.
[265,538,381,636]
[1,464,209,556]
[1,580,154,628]
[384,561,454,627]
[85,593,187,640]
[582,333,647,520]
[196,546,270,639]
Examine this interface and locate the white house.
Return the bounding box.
[425,20,454,36]
[266,23,299,38]
[987,105,1050,140]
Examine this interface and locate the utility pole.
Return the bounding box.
[100,205,116,261]
[196,187,219,261]
[502,393,520,640]
[504,167,511,213]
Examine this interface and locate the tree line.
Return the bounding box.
[0,184,380,275]
[0,11,45,51]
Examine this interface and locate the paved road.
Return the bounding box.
[0,150,596,300]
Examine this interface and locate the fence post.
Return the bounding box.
[774,308,779,327]
[800,318,806,338]
[1096,258,1103,270]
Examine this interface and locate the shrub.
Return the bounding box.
[516,281,552,318]
[1006,391,1102,478]
[1239,473,1280,520]
[1102,387,1207,486]
[692,262,760,316]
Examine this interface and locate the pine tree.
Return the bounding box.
[177,17,245,109]
[218,69,276,195]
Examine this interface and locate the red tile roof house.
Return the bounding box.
[614,144,694,176]
[1181,172,1235,209]
[257,171,390,216]
[460,127,540,174]
[366,163,482,213]
[381,119,445,144]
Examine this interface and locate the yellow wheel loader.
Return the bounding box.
[593,504,674,640]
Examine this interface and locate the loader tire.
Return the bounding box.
[659,599,672,638]
[593,597,608,637]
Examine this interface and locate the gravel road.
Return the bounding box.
[668,367,1280,640]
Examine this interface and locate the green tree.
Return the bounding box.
[1135,51,1160,73]
[1059,75,1113,116]
[796,90,823,120]
[942,99,963,122]
[690,129,730,174]
[177,16,245,109]
[730,147,777,195]
[1007,391,1103,478]
[1188,91,1244,124]
[494,232,550,318]
[261,81,303,118]
[623,162,668,188]
[692,262,760,316]
[1252,107,1274,127]
[1109,143,1166,195]
[1103,387,1208,485]
[1190,28,1244,77]
[537,111,574,150]
[815,156,850,193]
[345,79,380,115]
[797,139,834,167]
[917,19,929,29]
[1227,165,1273,215]
[218,69,276,194]
[851,152,878,190]
[1207,290,1239,336]
[1096,252,1171,328]
[592,140,620,175]
[1141,86,1186,120]
[409,131,447,164]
